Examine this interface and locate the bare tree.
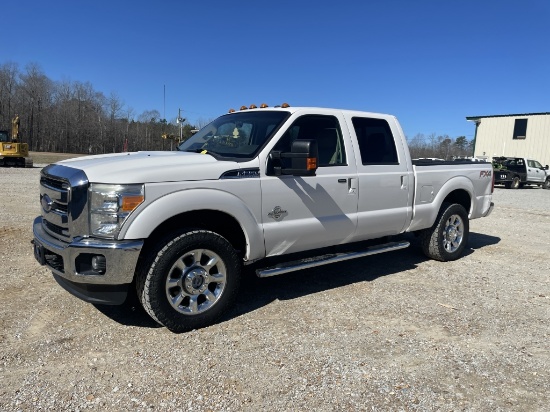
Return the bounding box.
[439,136,452,160]
[19,63,52,150]
[0,61,19,128]
[195,117,213,130]
[123,106,135,151]
[1,60,185,154]
[408,133,428,158]
[107,92,124,152]
[137,110,161,150]
[51,79,74,152]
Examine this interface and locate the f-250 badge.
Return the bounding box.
[268,206,288,221]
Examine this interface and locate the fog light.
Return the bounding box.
[91,255,106,274]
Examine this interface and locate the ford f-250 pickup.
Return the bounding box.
[33,105,494,332]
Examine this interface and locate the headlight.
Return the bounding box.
[89,183,144,238]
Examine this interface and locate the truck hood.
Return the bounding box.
[57,151,239,183]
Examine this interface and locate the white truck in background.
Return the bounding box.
[492,156,550,189]
[33,104,494,332]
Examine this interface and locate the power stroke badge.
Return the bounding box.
[268,206,288,221]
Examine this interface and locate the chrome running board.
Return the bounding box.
[256,241,410,278]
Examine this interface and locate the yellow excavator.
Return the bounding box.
[0,115,33,167]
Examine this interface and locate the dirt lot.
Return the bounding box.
[1,165,549,411]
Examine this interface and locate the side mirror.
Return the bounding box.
[272,139,318,176]
[544,165,549,170]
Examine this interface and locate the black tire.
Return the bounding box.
[136,230,241,332]
[419,203,469,262]
[510,176,520,189]
[543,178,550,190]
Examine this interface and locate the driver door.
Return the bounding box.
[260,112,358,257]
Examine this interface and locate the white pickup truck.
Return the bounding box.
[33,105,494,332]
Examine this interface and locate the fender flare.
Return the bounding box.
[120,188,264,261]
[433,175,474,212]
[408,176,474,232]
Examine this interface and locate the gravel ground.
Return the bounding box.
[1,166,549,411]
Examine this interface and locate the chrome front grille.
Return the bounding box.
[39,164,89,242]
[41,175,68,191]
[43,217,69,237]
[40,175,70,239]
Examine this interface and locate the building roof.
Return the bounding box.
[466,112,550,121]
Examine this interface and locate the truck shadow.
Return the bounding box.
[466,231,501,252]
[93,231,500,329]
[93,294,162,329]
[229,231,500,320]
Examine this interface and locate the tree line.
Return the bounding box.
[2,61,475,158]
[0,61,199,154]
[407,133,474,160]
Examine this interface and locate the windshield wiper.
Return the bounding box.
[183,148,220,159]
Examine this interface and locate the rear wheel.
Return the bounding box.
[510,176,520,189]
[420,203,469,262]
[136,230,241,332]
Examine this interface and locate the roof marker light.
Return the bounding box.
[240,105,248,111]
[249,104,257,109]
[260,103,268,108]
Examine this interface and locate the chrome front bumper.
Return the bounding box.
[33,216,143,304]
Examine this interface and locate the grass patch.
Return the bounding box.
[30,151,87,165]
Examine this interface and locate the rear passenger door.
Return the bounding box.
[348,115,412,240]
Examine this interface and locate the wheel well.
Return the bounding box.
[143,210,247,257]
[442,189,471,214]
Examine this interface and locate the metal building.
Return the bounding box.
[466,112,550,167]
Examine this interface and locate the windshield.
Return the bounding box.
[0,131,9,142]
[178,111,290,159]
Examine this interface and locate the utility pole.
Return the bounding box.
[177,108,185,145]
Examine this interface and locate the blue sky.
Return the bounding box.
[3,0,549,140]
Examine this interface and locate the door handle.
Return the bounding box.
[401,175,408,189]
[338,179,347,183]
[348,178,357,194]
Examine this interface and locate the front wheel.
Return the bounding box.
[136,230,241,332]
[420,203,469,262]
[543,178,550,190]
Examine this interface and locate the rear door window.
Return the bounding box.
[352,117,399,165]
